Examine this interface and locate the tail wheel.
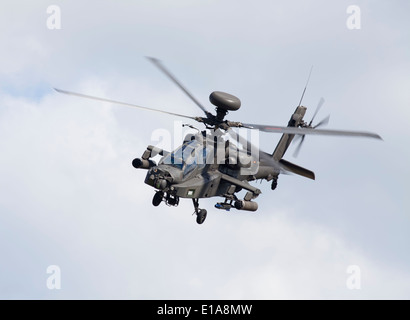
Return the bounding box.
[271,179,277,190]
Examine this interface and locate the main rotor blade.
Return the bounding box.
[241,123,382,140]
[146,57,211,117]
[54,88,199,121]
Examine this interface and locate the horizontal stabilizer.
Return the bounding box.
[279,159,315,180]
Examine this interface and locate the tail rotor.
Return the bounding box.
[293,97,330,157]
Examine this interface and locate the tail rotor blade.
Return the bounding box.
[293,135,305,158]
[309,97,325,126]
[314,115,330,129]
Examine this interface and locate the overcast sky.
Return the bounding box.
[0,0,409,299]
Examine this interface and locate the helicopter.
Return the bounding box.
[55,57,382,224]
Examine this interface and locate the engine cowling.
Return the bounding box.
[225,148,253,168]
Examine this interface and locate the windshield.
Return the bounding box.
[160,139,210,174]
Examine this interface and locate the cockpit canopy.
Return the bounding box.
[159,139,211,176]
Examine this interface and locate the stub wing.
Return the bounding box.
[220,174,262,195]
[279,159,315,180]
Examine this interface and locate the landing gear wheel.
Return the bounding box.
[152,191,163,207]
[192,198,207,224]
[196,209,207,224]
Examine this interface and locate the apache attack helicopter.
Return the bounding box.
[55,57,381,224]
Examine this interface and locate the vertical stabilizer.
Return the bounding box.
[272,106,306,161]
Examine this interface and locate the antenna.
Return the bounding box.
[297,65,313,107]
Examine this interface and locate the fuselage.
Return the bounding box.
[144,131,279,199]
